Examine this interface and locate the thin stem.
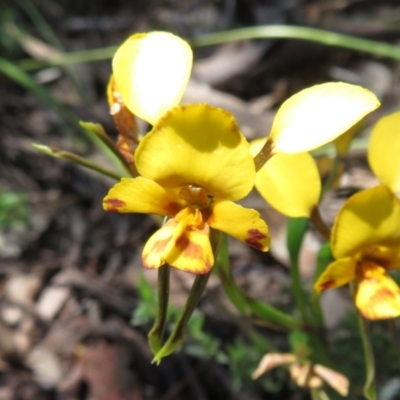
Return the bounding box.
[152,230,221,364]
[18,45,118,70]
[216,234,300,330]
[148,264,170,355]
[192,25,400,61]
[388,319,400,373]
[152,270,212,364]
[17,25,400,72]
[351,282,376,400]
[287,217,310,323]
[311,243,333,328]
[287,218,332,366]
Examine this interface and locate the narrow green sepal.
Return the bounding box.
[79,121,135,176]
[32,143,122,180]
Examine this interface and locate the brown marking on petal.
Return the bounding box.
[142,237,170,269]
[183,241,203,260]
[245,229,267,250]
[165,202,183,216]
[175,233,190,251]
[230,119,239,132]
[319,279,335,291]
[104,198,126,212]
[151,238,171,254]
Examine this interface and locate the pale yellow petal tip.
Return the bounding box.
[112,31,193,124]
[270,82,380,154]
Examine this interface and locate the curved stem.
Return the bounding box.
[192,25,400,61]
[287,217,310,323]
[351,282,376,400]
[152,230,221,364]
[216,233,300,330]
[152,270,212,364]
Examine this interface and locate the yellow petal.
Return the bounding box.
[314,257,356,293]
[142,219,176,269]
[251,139,321,217]
[136,104,255,201]
[355,263,400,320]
[103,177,184,216]
[142,218,214,274]
[112,32,192,125]
[331,185,400,259]
[368,111,400,193]
[269,82,380,154]
[209,200,270,251]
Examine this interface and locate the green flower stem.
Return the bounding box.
[17,25,400,72]
[388,319,400,373]
[32,144,122,180]
[216,233,300,330]
[287,217,310,324]
[311,243,333,328]
[351,282,376,400]
[152,270,212,364]
[310,206,331,241]
[287,218,331,366]
[18,45,119,71]
[191,25,400,61]
[152,230,221,364]
[79,121,136,177]
[148,264,170,355]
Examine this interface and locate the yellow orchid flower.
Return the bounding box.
[104,104,270,274]
[315,185,400,319]
[102,32,269,274]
